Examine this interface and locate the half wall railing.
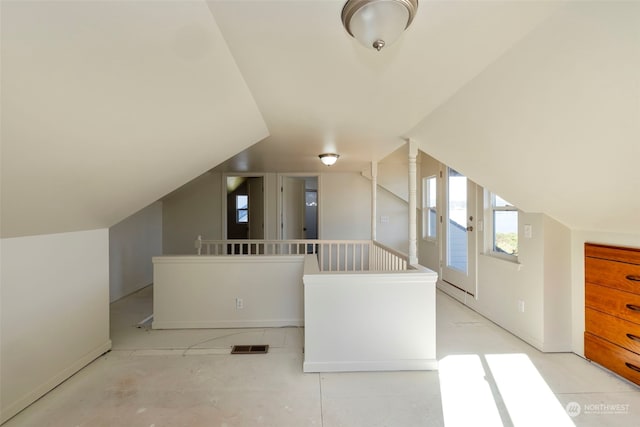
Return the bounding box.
[195,236,408,272]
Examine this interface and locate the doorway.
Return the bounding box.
[226,176,264,239]
[441,167,477,296]
[280,176,319,240]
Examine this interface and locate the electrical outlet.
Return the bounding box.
[518,300,525,313]
[236,298,244,309]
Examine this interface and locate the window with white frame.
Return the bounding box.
[422,176,437,240]
[491,194,518,258]
[236,194,249,223]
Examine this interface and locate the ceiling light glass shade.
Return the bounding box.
[319,153,339,166]
[342,0,418,51]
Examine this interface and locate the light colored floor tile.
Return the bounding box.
[320,371,444,427]
[555,392,640,427]
[320,371,441,398]
[528,352,639,394]
[5,351,320,427]
[5,286,640,427]
[321,394,444,427]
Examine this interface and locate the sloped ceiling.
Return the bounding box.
[2,1,638,238]
[209,0,561,173]
[409,1,640,233]
[1,1,268,238]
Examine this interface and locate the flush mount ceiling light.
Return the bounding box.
[319,153,340,166]
[341,0,418,51]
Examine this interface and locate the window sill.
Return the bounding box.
[479,252,523,271]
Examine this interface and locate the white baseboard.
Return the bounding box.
[152,319,304,329]
[0,340,112,425]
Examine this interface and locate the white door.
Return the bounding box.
[281,177,305,239]
[441,167,477,296]
[248,177,264,239]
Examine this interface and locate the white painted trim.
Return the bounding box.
[304,270,437,284]
[371,161,378,241]
[152,319,303,329]
[408,139,418,265]
[153,255,304,264]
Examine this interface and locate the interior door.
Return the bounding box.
[442,167,477,296]
[281,176,305,239]
[248,177,264,239]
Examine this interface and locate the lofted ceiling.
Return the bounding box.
[209,0,561,173]
[1,0,267,238]
[2,1,639,237]
[410,1,640,233]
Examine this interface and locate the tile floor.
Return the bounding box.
[4,286,639,426]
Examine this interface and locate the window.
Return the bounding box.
[491,194,518,258]
[236,195,248,223]
[422,176,437,240]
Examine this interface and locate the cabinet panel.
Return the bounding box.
[585,333,640,386]
[586,307,640,354]
[586,244,640,265]
[585,283,640,325]
[585,257,640,295]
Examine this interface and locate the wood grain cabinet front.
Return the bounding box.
[584,333,640,385]
[584,243,640,387]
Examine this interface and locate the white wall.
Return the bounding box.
[109,201,163,302]
[320,173,371,240]
[439,210,572,352]
[375,187,409,254]
[162,171,374,250]
[153,255,304,329]
[475,211,545,349]
[163,172,223,254]
[303,255,438,372]
[418,151,573,352]
[543,216,572,352]
[377,144,409,202]
[451,208,573,352]
[570,230,640,356]
[0,229,111,424]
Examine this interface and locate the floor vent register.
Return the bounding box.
[230,345,269,354]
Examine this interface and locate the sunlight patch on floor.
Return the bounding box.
[439,354,504,426]
[485,353,575,427]
[440,353,576,427]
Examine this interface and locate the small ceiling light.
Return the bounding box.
[341,0,418,51]
[319,153,340,166]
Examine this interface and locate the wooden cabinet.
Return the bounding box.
[584,243,640,386]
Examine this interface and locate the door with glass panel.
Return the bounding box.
[442,168,477,296]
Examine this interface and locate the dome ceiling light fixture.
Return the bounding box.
[319,153,340,166]
[341,0,418,51]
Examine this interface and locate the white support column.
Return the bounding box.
[371,161,378,241]
[408,140,418,265]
